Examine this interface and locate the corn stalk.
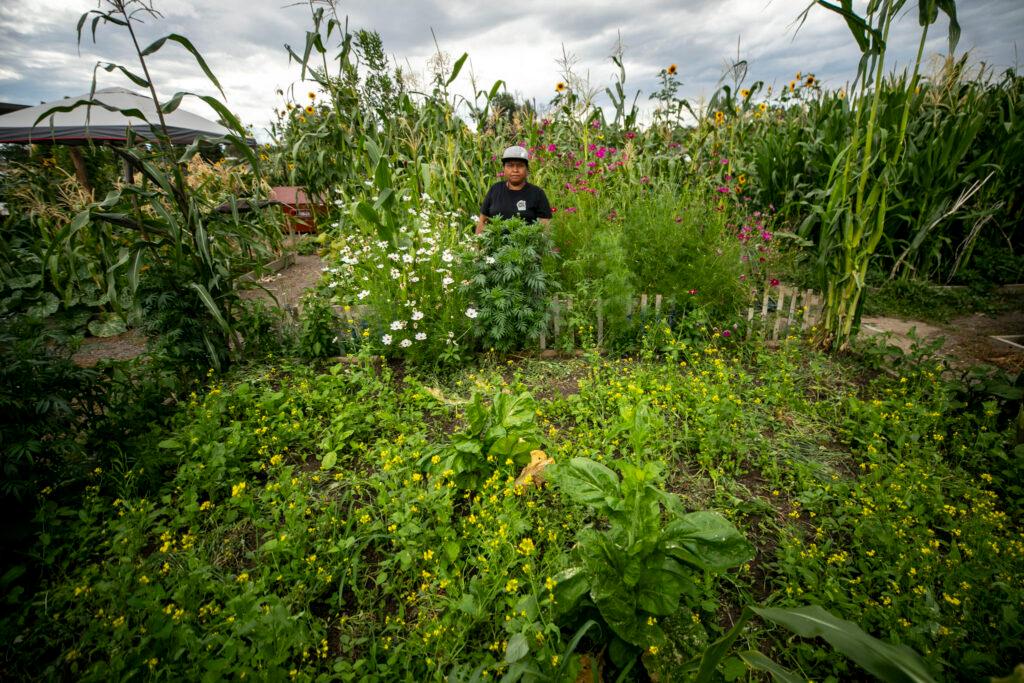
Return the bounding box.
[802,0,959,350]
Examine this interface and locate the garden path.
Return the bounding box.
[862,294,1024,372]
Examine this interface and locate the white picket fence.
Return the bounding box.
[536,286,824,350]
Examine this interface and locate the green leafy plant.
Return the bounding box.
[465,216,556,352]
[550,457,753,663]
[439,390,542,489]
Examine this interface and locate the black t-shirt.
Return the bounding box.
[480,181,552,224]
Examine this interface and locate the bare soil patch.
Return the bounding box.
[861,291,1024,371]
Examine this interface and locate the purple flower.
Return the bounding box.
[547,143,557,152]
[722,330,731,338]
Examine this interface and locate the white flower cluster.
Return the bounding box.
[324,193,475,353]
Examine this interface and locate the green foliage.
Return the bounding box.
[551,457,752,658]
[0,319,105,500]
[442,390,542,490]
[465,217,556,352]
[296,292,340,359]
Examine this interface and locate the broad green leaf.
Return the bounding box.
[554,457,622,514]
[550,566,589,616]
[662,511,753,571]
[753,605,937,683]
[504,632,529,663]
[87,313,127,338]
[320,451,337,470]
[636,557,692,616]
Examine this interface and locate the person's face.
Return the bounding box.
[503,160,527,184]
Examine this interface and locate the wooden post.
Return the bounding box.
[640,293,648,313]
[785,286,798,338]
[654,294,662,316]
[771,287,786,340]
[596,297,604,347]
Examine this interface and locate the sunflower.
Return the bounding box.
[805,75,816,87]
[667,64,678,76]
[555,82,566,93]
[758,102,768,113]
[308,91,316,100]
[305,105,315,115]
[286,103,294,111]
[298,116,306,124]
[714,110,725,125]
[796,71,802,79]
[740,88,750,99]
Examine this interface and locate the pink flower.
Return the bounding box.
[688,289,698,295]
[547,143,557,152]
[720,158,729,164]
[590,119,601,129]
[674,216,683,223]
[722,330,731,338]
[587,143,597,152]
[770,278,780,287]
[565,207,578,214]
[625,131,636,139]
[595,147,607,159]
[716,186,729,194]
[551,207,558,213]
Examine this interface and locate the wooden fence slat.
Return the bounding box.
[654,294,662,315]
[640,293,648,312]
[771,286,786,340]
[786,286,798,337]
[596,298,604,346]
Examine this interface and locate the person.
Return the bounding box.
[475,145,552,234]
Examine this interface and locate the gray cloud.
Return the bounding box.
[1,0,1021,138]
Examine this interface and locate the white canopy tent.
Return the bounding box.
[0,87,238,145]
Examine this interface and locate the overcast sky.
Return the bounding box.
[1,0,1021,141]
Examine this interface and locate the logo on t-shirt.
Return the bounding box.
[516,200,527,212]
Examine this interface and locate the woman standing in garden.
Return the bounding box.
[475,145,552,234]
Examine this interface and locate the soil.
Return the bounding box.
[240,254,325,312]
[861,290,1024,372]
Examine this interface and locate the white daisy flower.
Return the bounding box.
[381,334,392,345]
[390,320,405,331]
[399,338,412,348]
[411,310,424,321]
[357,289,370,299]
[415,332,427,341]
[465,307,478,319]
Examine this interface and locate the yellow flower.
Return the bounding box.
[740,88,750,99]
[505,578,519,593]
[517,537,535,556]
[305,105,315,115]
[308,91,316,99]
[555,82,566,93]
[714,111,725,125]
[236,572,249,583]
[647,645,659,655]
[231,482,246,497]
[667,64,678,76]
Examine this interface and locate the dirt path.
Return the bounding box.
[862,296,1024,372]
[240,254,324,311]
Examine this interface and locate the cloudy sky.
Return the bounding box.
[1,0,1021,141]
